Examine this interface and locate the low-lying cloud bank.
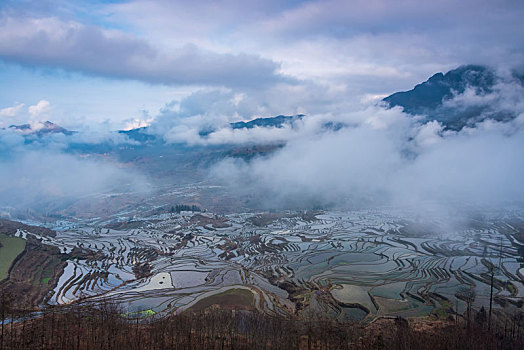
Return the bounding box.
[1,66,523,214]
[0,130,148,211]
[209,83,524,210]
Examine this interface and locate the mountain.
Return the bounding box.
[230,114,304,129]
[383,65,522,130]
[383,65,495,114]
[9,121,74,137]
[62,115,305,182]
[118,127,157,143]
[197,114,305,137]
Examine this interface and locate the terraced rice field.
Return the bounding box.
[12,209,524,321]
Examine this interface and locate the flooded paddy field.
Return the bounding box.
[17,209,524,322]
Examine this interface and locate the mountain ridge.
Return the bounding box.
[8,121,75,137]
[383,64,523,130]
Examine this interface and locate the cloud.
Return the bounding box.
[148,88,309,145]
[411,121,444,148]
[122,117,154,131]
[1,0,523,133]
[0,128,149,211]
[68,129,139,145]
[145,78,371,146]
[396,124,524,205]
[210,81,524,210]
[444,77,524,111]
[1,100,52,128]
[106,0,524,92]
[28,100,51,118]
[0,102,24,117]
[0,15,289,89]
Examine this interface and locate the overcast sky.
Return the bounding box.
[1,0,523,130]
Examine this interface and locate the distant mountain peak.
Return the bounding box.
[195,114,305,138]
[384,65,496,113]
[9,120,74,136]
[382,64,521,130]
[230,114,304,130]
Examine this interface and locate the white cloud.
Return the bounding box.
[122,117,154,131]
[0,130,149,209]
[28,100,51,118]
[207,76,524,210]
[212,107,524,210]
[0,102,24,117]
[1,0,523,131]
[412,121,444,148]
[0,16,289,89]
[105,0,524,95]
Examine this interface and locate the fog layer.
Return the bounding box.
[210,87,524,210]
[0,131,148,212]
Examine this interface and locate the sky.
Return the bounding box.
[1,0,524,130]
[0,0,524,214]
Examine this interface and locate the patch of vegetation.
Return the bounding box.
[0,233,26,280]
[507,282,517,296]
[122,308,156,318]
[431,300,453,320]
[1,235,66,306]
[132,262,152,279]
[38,268,55,285]
[170,204,202,213]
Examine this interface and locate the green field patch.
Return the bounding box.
[431,300,453,320]
[0,233,26,280]
[32,265,45,286]
[122,309,156,318]
[39,269,54,285]
[189,288,254,312]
